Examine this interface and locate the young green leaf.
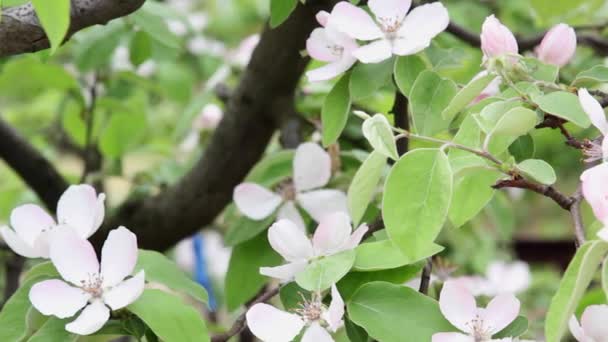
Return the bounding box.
[354,239,443,271]
[32,0,70,54]
[448,115,486,175]
[270,0,298,28]
[322,74,352,147]
[409,70,458,136]
[362,114,399,161]
[534,91,591,128]
[130,31,153,67]
[522,57,559,82]
[517,159,557,185]
[26,318,77,342]
[348,151,386,226]
[394,55,427,96]
[383,149,453,259]
[494,316,529,339]
[349,58,394,100]
[442,73,497,121]
[490,107,538,137]
[338,264,423,301]
[295,249,356,291]
[572,65,608,88]
[449,169,501,228]
[509,134,535,161]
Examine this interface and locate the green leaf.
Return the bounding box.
[409,70,458,136]
[349,58,394,100]
[347,151,386,226]
[136,250,208,303]
[545,240,608,342]
[530,0,605,26]
[269,0,298,28]
[225,233,282,311]
[99,111,147,158]
[509,134,535,161]
[26,318,77,342]
[394,55,427,96]
[448,115,486,174]
[279,282,310,310]
[128,290,209,342]
[225,214,276,246]
[130,31,152,67]
[534,91,591,128]
[522,57,559,83]
[132,5,180,49]
[474,100,526,155]
[489,107,537,137]
[517,159,557,185]
[362,114,399,160]
[338,264,423,301]
[0,276,48,341]
[494,316,529,338]
[31,0,70,54]
[295,249,356,291]
[449,169,501,228]
[572,65,608,88]
[442,73,497,121]
[348,282,454,341]
[603,255,608,301]
[345,318,369,342]
[354,239,443,271]
[322,74,352,147]
[74,21,125,71]
[383,149,453,259]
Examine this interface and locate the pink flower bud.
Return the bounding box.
[535,23,576,67]
[316,10,330,27]
[480,15,518,59]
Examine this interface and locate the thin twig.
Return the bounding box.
[492,178,575,210]
[535,115,588,149]
[570,186,586,247]
[392,91,409,155]
[418,259,433,295]
[80,73,99,183]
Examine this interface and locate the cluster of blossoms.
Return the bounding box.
[0,185,144,335]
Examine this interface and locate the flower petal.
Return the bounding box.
[482,293,520,334]
[439,281,478,333]
[581,163,608,225]
[396,2,449,53]
[325,285,345,332]
[29,279,90,318]
[293,143,332,192]
[597,227,608,241]
[368,0,411,23]
[65,300,110,335]
[296,189,348,223]
[352,39,393,64]
[569,315,586,342]
[580,304,608,341]
[10,204,54,246]
[57,185,105,238]
[103,271,145,310]
[246,303,305,342]
[312,212,352,256]
[485,261,531,295]
[307,28,341,63]
[536,23,576,67]
[579,88,608,135]
[277,201,306,232]
[306,56,357,82]
[101,226,138,288]
[0,226,42,258]
[268,219,314,262]
[260,261,308,282]
[345,224,369,250]
[480,15,518,58]
[432,332,475,342]
[329,2,384,41]
[49,226,100,286]
[233,183,283,220]
[302,322,334,342]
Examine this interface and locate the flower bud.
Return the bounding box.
[480,15,518,59]
[535,23,576,66]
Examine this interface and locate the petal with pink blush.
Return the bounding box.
[10,204,54,246]
[482,293,520,334]
[597,227,608,241]
[101,226,138,288]
[233,183,283,220]
[307,28,341,63]
[324,285,344,332]
[397,3,449,51]
[316,11,330,27]
[580,304,608,341]
[91,193,106,236]
[536,24,576,67]
[277,201,306,232]
[581,163,608,224]
[368,0,411,23]
[57,185,103,238]
[312,212,352,256]
[432,332,475,342]
[344,224,369,250]
[569,316,586,342]
[329,2,383,41]
[29,279,90,318]
[306,56,357,82]
[439,281,478,333]
[246,303,305,342]
[293,143,331,192]
[392,37,430,57]
[65,300,110,335]
[296,189,348,223]
[0,226,42,258]
[260,261,308,281]
[302,322,334,342]
[578,88,608,135]
[352,39,393,64]
[268,219,314,262]
[480,15,518,58]
[49,226,100,286]
[103,271,145,310]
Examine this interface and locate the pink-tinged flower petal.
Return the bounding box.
[57,185,105,238]
[597,227,608,241]
[329,2,383,41]
[352,39,393,64]
[0,226,42,258]
[536,23,576,67]
[49,226,100,286]
[568,315,587,342]
[193,104,223,131]
[485,261,531,295]
[246,303,305,342]
[368,0,411,23]
[296,189,348,223]
[10,204,54,246]
[439,281,478,333]
[65,300,110,335]
[100,226,138,288]
[395,2,449,54]
[277,201,306,232]
[307,28,341,63]
[302,322,334,342]
[268,219,314,262]
[578,88,608,135]
[29,279,90,318]
[103,271,145,310]
[432,332,475,342]
[293,143,331,192]
[312,212,352,256]
[480,15,518,58]
[345,224,369,250]
[324,285,344,332]
[581,163,608,225]
[316,10,330,27]
[306,56,358,82]
[482,293,520,334]
[580,304,608,341]
[233,183,283,220]
[260,261,308,281]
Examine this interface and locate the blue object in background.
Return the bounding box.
[193,233,217,311]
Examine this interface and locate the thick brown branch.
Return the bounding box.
[535,115,588,149]
[0,0,146,57]
[492,178,574,210]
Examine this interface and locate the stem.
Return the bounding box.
[392,91,409,155]
[570,186,586,247]
[418,259,433,295]
[80,73,99,183]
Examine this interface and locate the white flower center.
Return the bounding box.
[378,16,402,39]
[466,315,492,341]
[80,273,104,298]
[276,179,296,201]
[293,293,326,324]
[326,44,344,58]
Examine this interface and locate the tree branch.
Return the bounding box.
[492,178,574,211]
[0,0,146,57]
